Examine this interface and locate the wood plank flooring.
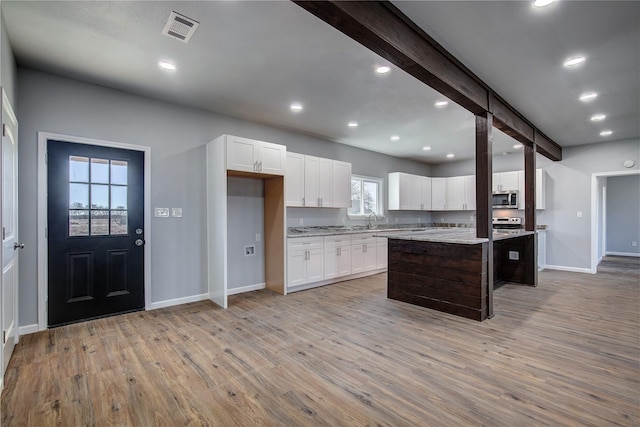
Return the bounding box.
[2,261,639,426]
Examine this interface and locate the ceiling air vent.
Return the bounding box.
[162,11,199,43]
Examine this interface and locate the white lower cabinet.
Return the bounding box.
[376,237,388,269]
[537,230,546,271]
[324,235,351,279]
[287,237,324,287]
[351,234,377,274]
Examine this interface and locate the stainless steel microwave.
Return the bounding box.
[492,191,518,209]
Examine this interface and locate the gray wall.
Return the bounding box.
[17,67,433,326]
[1,11,17,106]
[227,177,265,289]
[434,139,640,270]
[606,175,640,255]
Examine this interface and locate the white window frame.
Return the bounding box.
[348,174,385,219]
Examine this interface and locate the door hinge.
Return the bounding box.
[3,330,6,344]
[2,227,5,240]
[45,227,48,239]
[2,123,6,137]
[45,152,48,165]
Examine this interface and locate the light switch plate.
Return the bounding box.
[172,208,183,218]
[155,208,170,218]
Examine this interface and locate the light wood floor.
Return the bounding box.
[2,261,639,426]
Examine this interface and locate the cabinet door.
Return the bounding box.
[307,248,324,282]
[431,178,447,210]
[304,156,319,207]
[364,243,378,271]
[398,173,412,210]
[464,175,476,210]
[351,244,365,273]
[226,136,259,173]
[318,158,333,207]
[376,238,388,269]
[500,171,519,192]
[536,168,545,210]
[286,152,305,207]
[259,141,286,175]
[324,246,339,279]
[408,174,422,210]
[337,244,352,276]
[492,173,501,192]
[287,250,307,287]
[332,161,352,208]
[421,177,432,210]
[446,176,465,211]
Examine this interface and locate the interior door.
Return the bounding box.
[2,89,20,377]
[47,140,145,327]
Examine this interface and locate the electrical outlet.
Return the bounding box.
[171,208,182,218]
[299,218,304,226]
[577,211,583,218]
[632,241,638,247]
[154,208,169,218]
[256,233,261,242]
[508,251,520,261]
[244,245,255,256]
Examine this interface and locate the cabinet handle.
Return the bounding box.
[302,197,305,206]
[260,161,263,171]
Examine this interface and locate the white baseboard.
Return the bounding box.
[19,324,40,336]
[605,251,640,257]
[227,283,266,295]
[148,293,209,310]
[544,265,593,274]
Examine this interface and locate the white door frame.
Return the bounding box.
[590,169,639,274]
[37,132,151,331]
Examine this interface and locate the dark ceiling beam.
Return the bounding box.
[294,0,563,161]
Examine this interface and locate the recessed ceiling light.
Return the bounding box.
[390,135,400,141]
[446,153,455,159]
[434,100,449,108]
[513,144,523,149]
[158,61,176,71]
[376,66,391,74]
[422,146,431,151]
[563,56,586,67]
[290,103,303,112]
[579,92,598,102]
[590,114,606,122]
[348,122,358,128]
[532,0,554,7]
[600,130,613,136]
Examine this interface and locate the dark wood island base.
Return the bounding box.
[387,233,536,321]
[387,239,489,321]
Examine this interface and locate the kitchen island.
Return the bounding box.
[377,228,536,321]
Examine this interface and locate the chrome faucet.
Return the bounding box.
[368,213,378,229]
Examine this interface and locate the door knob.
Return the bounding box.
[134,239,145,247]
[13,242,25,250]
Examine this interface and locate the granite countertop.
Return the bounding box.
[374,228,536,245]
[286,223,431,238]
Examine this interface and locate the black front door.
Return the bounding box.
[47,140,145,327]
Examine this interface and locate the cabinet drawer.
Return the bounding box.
[324,235,351,247]
[350,233,376,245]
[288,236,324,251]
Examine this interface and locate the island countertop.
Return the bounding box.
[374,228,535,244]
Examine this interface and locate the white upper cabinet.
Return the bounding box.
[332,160,352,208]
[446,175,475,211]
[431,178,447,210]
[493,171,519,192]
[226,135,286,175]
[388,172,431,211]
[285,152,305,207]
[285,152,352,208]
[517,168,546,210]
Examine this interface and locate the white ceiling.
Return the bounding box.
[2,1,638,164]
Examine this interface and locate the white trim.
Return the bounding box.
[148,293,209,310]
[544,264,594,274]
[605,251,640,257]
[287,268,387,293]
[590,169,640,275]
[37,131,152,331]
[18,324,39,336]
[227,283,266,295]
